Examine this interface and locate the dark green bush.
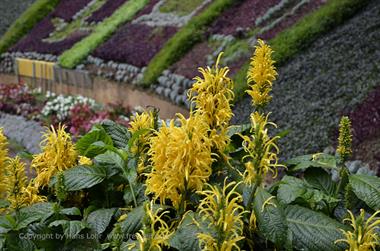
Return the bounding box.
[0,0,60,54]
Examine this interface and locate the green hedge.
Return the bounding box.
[233,0,371,100]
[0,0,60,54]
[142,0,238,86]
[58,0,148,69]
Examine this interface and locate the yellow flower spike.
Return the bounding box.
[146,114,213,210]
[32,124,77,188]
[241,112,283,185]
[196,179,246,251]
[21,182,46,206]
[4,156,28,210]
[0,128,9,197]
[246,39,277,108]
[337,116,352,163]
[129,110,155,174]
[78,155,93,166]
[129,110,155,134]
[189,53,234,154]
[336,209,380,251]
[133,202,173,251]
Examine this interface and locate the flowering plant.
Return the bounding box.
[0,40,378,251]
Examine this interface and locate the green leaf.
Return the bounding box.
[253,187,287,245]
[170,211,201,251]
[349,174,380,210]
[95,150,125,176]
[285,205,347,251]
[120,206,145,234]
[76,127,113,158]
[227,123,251,137]
[62,165,107,191]
[304,168,336,196]
[101,120,131,148]
[0,199,9,208]
[60,207,82,216]
[49,220,86,238]
[87,208,117,235]
[17,202,55,229]
[286,153,337,172]
[277,176,339,212]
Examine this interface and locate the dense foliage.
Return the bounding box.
[0,40,379,251]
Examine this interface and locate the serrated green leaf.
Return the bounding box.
[349,174,380,210]
[87,208,117,235]
[101,120,131,148]
[277,176,339,212]
[17,202,55,229]
[170,211,201,251]
[120,206,145,234]
[62,165,107,191]
[253,187,287,245]
[76,127,113,158]
[285,205,347,251]
[304,168,336,196]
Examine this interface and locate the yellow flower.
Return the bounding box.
[246,39,277,108]
[336,209,380,251]
[21,182,46,206]
[32,124,77,188]
[189,53,234,153]
[337,116,352,163]
[133,202,173,251]
[146,114,213,210]
[78,155,93,166]
[129,111,155,134]
[241,112,283,185]
[129,110,155,173]
[196,179,246,251]
[0,128,9,196]
[4,157,27,210]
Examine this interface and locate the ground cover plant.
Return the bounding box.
[0,40,378,251]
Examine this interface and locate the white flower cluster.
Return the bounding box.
[41,93,97,121]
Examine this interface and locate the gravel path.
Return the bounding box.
[232,0,380,159]
[0,112,43,154]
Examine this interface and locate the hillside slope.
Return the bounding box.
[233,0,380,159]
[0,0,35,36]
